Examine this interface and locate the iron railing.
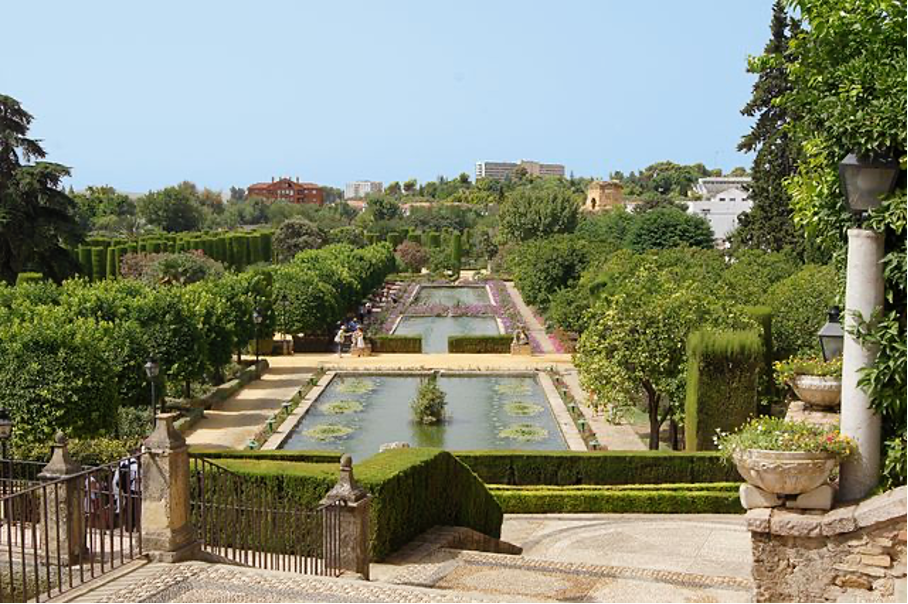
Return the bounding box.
[0,454,144,603]
[190,457,342,576]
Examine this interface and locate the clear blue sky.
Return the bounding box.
[3,0,774,192]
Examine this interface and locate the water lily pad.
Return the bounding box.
[336,378,376,395]
[494,382,532,396]
[505,401,543,417]
[304,424,355,441]
[499,423,548,442]
[322,400,363,415]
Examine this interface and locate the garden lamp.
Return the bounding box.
[817,306,845,363]
[253,308,263,363]
[144,357,160,424]
[838,153,900,215]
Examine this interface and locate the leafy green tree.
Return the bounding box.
[273,217,327,261]
[385,181,402,196]
[136,186,204,232]
[780,0,906,487]
[0,94,83,283]
[730,0,803,253]
[765,264,838,361]
[72,185,135,229]
[575,262,749,449]
[575,208,636,255]
[363,195,402,223]
[403,178,418,194]
[614,161,716,200]
[508,235,589,311]
[328,226,367,247]
[722,249,800,306]
[498,184,581,243]
[626,207,714,251]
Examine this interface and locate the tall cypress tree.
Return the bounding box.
[731,1,803,253]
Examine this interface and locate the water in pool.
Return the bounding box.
[413,285,491,306]
[393,316,500,353]
[281,374,567,460]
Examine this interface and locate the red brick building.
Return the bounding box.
[247,177,324,205]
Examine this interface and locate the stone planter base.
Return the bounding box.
[785,400,839,429]
[510,343,532,356]
[739,483,836,511]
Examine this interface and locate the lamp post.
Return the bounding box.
[0,408,12,500]
[144,357,160,428]
[279,294,290,349]
[836,153,900,501]
[817,306,845,363]
[253,308,263,364]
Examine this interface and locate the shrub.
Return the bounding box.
[684,330,763,451]
[192,448,502,561]
[395,241,429,272]
[489,483,741,514]
[448,335,512,353]
[544,286,590,335]
[764,264,837,360]
[508,234,589,310]
[453,450,738,485]
[0,306,119,448]
[411,373,446,424]
[123,251,225,286]
[626,207,714,251]
[328,226,366,248]
[14,272,43,285]
[368,335,422,353]
[273,217,327,261]
[723,250,800,306]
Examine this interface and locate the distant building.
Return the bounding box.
[247,177,324,205]
[687,199,753,244]
[475,159,565,180]
[345,181,383,200]
[693,176,751,202]
[584,181,624,212]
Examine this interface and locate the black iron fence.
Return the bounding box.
[0,454,144,603]
[190,457,342,576]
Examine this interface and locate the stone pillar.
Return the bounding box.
[320,455,371,579]
[839,228,885,502]
[141,413,198,561]
[38,433,85,566]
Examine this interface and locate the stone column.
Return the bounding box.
[141,413,198,561]
[320,455,371,579]
[839,228,885,502]
[38,433,85,566]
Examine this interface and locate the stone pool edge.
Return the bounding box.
[262,369,586,453]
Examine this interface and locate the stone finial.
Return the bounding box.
[144,412,187,453]
[321,454,369,504]
[39,431,81,479]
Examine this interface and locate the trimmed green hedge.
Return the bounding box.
[192,448,501,561]
[369,335,422,353]
[489,483,742,514]
[453,450,738,485]
[684,329,762,452]
[448,334,511,353]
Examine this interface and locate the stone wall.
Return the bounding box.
[747,486,906,602]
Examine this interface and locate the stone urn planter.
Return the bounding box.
[733,449,837,496]
[791,375,842,408]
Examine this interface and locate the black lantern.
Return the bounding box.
[818,306,845,363]
[144,357,160,424]
[253,308,263,363]
[0,408,12,443]
[838,153,900,214]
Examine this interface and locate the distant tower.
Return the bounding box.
[585,181,624,212]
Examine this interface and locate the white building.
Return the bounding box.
[344,181,383,200]
[475,159,565,180]
[687,199,753,244]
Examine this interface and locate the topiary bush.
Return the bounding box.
[684,329,763,451]
[411,373,446,424]
[273,217,327,262]
[448,335,512,353]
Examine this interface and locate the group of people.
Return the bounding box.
[334,319,366,357]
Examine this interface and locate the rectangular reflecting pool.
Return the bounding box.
[392,316,500,353]
[280,374,568,460]
[413,285,491,306]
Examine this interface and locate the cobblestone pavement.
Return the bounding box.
[387,549,751,603]
[82,562,509,603]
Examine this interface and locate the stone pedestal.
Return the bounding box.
[785,400,840,429]
[38,433,85,566]
[320,455,371,579]
[142,413,198,561]
[510,342,532,356]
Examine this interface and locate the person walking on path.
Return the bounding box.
[334,325,346,357]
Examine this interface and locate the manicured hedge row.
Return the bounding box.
[684,329,762,451]
[190,449,342,464]
[448,335,511,354]
[489,483,742,514]
[195,448,502,561]
[453,450,739,485]
[369,335,423,353]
